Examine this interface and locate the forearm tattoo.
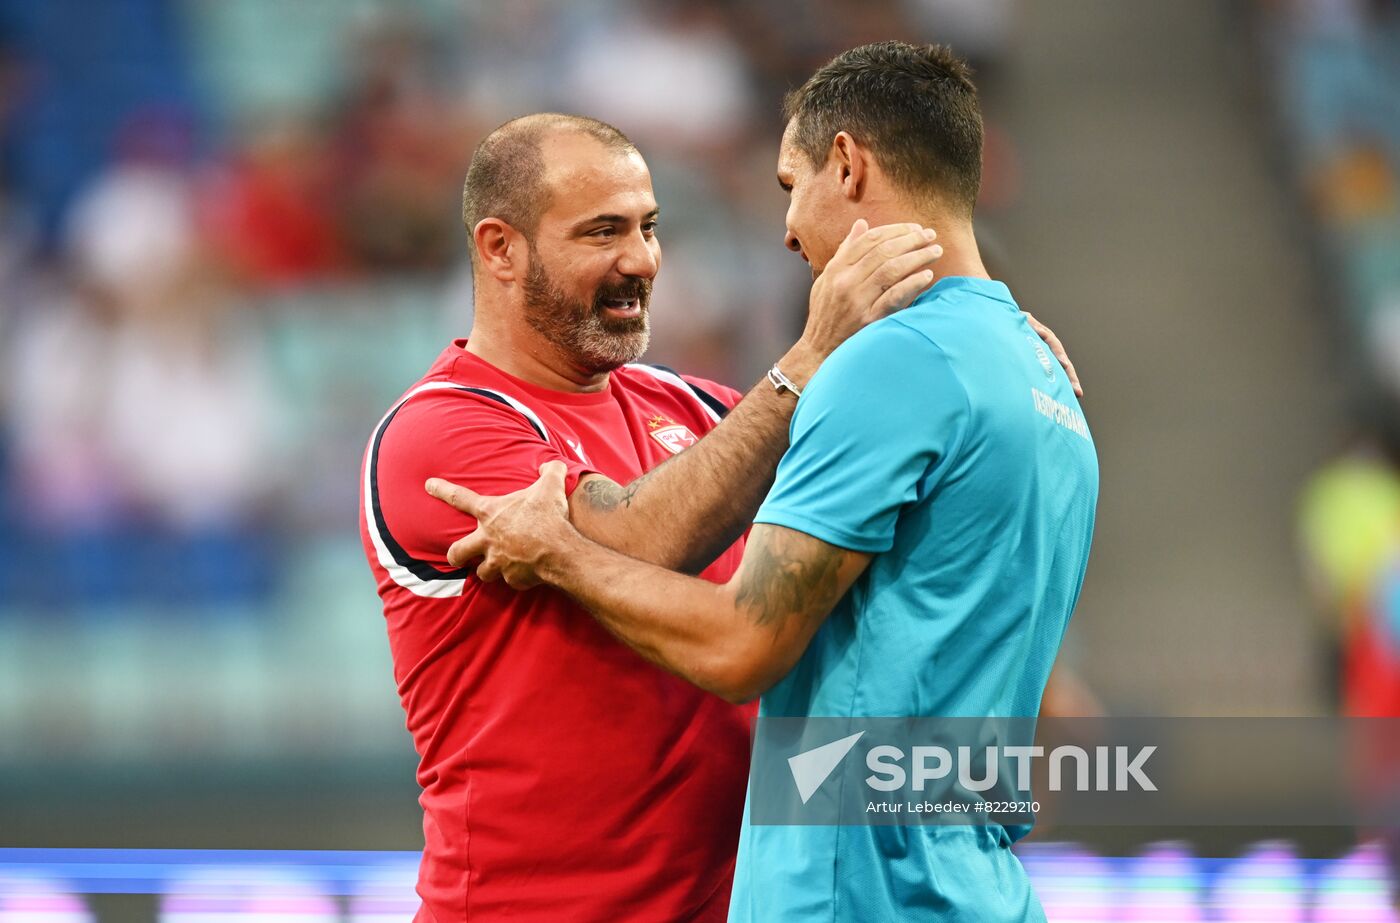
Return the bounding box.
[579,473,648,512]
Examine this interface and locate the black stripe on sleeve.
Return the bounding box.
[457,387,549,439]
[369,385,549,583]
[645,363,731,419]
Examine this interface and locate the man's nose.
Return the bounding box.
[617,230,659,278]
[784,228,803,256]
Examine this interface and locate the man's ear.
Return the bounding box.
[474,218,526,283]
[831,131,867,202]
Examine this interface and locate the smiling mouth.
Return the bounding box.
[601,297,642,318]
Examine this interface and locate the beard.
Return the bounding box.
[521,248,652,375]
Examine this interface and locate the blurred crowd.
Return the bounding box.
[0,6,1395,889]
[0,0,1017,612]
[2,0,1393,727]
[1257,0,1400,716]
[1261,12,1400,857]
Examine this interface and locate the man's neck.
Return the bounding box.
[923,223,990,284]
[465,307,611,393]
[861,206,989,284]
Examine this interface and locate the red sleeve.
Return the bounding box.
[372,389,595,568]
[678,373,744,415]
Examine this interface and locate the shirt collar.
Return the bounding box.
[920,275,1017,309]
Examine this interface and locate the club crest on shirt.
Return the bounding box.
[647,414,698,455]
[1026,335,1056,382]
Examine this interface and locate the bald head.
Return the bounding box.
[461,114,638,258]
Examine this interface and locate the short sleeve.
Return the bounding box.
[679,373,743,415]
[370,389,596,568]
[752,319,968,554]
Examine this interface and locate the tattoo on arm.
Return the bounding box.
[579,473,649,512]
[735,528,846,630]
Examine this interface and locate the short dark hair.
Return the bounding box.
[783,41,983,214]
[461,113,636,244]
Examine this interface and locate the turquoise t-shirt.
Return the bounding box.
[730,276,1099,922]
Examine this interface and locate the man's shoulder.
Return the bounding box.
[813,314,958,397]
[366,374,558,492]
[382,375,546,431]
[614,362,739,421]
[786,317,972,458]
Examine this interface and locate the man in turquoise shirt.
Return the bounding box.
[426,40,1098,922]
[731,269,1096,922]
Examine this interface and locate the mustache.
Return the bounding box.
[593,277,652,307]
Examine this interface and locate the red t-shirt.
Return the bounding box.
[360,340,755,922]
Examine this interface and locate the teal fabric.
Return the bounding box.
[732,276,1099,922]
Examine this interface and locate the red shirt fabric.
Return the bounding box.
[1344,617,1400,717]
[359,340,754,922]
